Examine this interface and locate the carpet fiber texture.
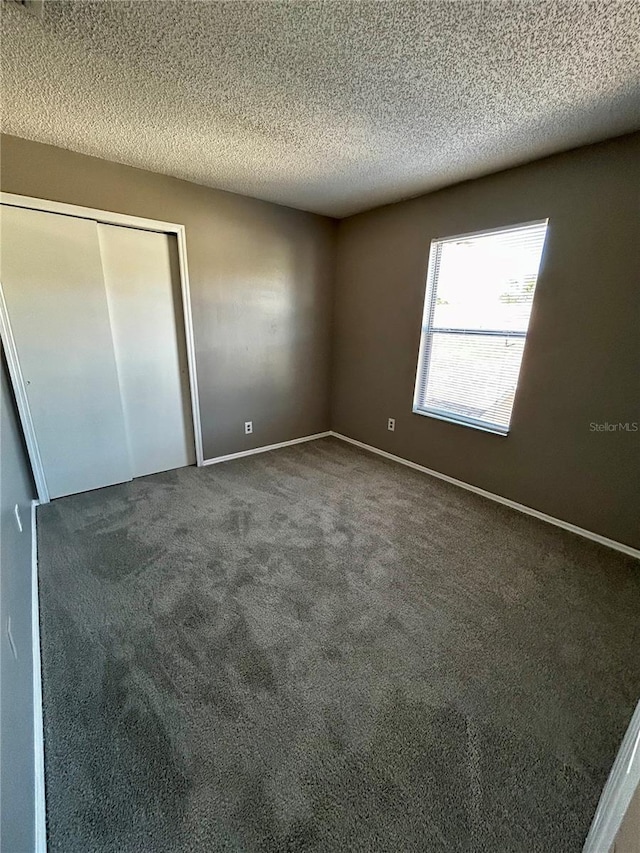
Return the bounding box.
[37,437,640,852]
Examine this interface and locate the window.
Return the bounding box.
[413,220,548,435]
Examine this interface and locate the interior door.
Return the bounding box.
[97,223,195,478]
[0,204,132,498]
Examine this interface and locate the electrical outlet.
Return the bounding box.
[14,504,23,532]
[387,418,395,432]
[244,421,253,435]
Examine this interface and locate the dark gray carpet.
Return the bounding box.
[37,437,640,853]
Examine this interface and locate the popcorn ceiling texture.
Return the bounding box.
[1,0,639,217]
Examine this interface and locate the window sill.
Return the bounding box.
[412,406,509,437]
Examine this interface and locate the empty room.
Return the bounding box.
[1,1,639,852]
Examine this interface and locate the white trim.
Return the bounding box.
[0,283,50,503]
[412,219,549,439]
[174,226,204,466]
[31,500,47,853]
[0,192,205,472]
[583,700,640,853]
[431,218,549,245]
[412,403,509,436]
[202,432,331,466]
[329,432,640,560]
[1,192,182,236]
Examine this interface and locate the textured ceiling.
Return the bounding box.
[1,0,639,217]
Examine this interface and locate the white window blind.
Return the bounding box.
[413,220,548,435]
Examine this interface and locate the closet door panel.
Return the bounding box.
[98,224,195,478]
[0,204,132,498]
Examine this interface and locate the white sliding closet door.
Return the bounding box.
[0,204,132,498]
[98,224,195,478]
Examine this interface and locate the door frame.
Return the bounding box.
[0,192,205,503]
[582,699,640,853]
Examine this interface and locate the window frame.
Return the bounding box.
[412,219,549,436]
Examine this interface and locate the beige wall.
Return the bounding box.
[1,352,37,852]
[610,783,640,853]
[3,133,639,548]
[332,133,640,549]
[0,134,336,460]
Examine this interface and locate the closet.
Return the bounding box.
[0,202,196,500]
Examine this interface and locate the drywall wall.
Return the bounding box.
[0,134,336,460]
[610,783,640,853]
[332,133,640,549]
[0,350,37,851]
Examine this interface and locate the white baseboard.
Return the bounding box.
[202,432,331,466]
[198,428,638,559]
[25,431,637,853]
[582,700,640,853]
[31,499,47,853]
[329,432,640,560]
